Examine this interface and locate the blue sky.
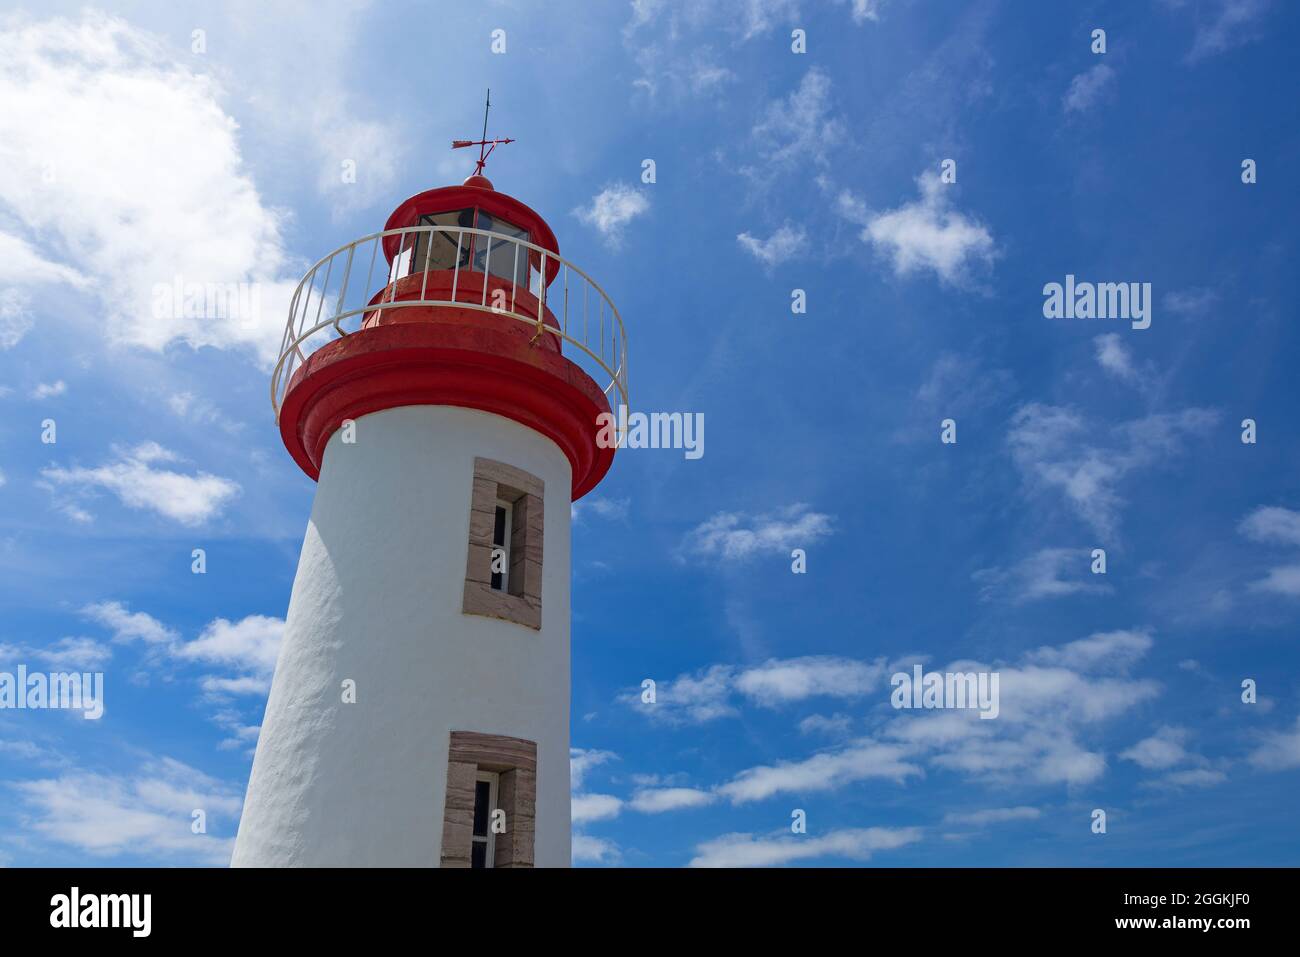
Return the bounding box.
[1,0,1298,867]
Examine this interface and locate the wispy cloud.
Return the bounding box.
[1247,716,1300,770]
[838,171,995,286]
[974,547,1113,604]
[14,757,240,864]
[1240,506,1300,596]
[717,740,923,803]
[82,600,178,646]
[30,380,67,400]
[1119,725,1191,770]
[572,793,623,824]
[41,442,239,526]
[690,826,922,867]
[573,183,650,245]
[1185,0,1272,62]
[680,503,833,562]
[736,223,807,267]
[747,68,844,174]
[175,615,284,695]
[571,496,630,523]
[624,655,887,726]
[628,787,716,813]
[1062,63,1115,114]
[1006,404,1218,539]
[942,806,1040,827]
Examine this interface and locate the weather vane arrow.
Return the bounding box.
[452,89,514,176]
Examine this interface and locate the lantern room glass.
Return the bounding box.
[392,208,532,290]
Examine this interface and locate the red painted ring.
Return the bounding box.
[278,322,615,500]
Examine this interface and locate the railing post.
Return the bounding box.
[535,251,547,342]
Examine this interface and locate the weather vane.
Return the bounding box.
[452,89,515,176]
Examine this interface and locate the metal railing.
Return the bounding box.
[272,225,627,419]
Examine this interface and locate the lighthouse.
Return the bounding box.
[232,112,626,868]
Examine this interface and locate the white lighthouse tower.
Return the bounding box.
[233,120,626,867]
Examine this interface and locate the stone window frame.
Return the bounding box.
[440,731,537,868]
[462,457,543,630]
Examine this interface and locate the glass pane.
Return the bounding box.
[409,210,473,276]
[472,210,530,286]
[493,506,507,547]
[389,234,415,283]
[472,780,491,837]
[471,841,487,869]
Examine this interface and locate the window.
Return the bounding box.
[471,211,531,287]
[491,500,512,592]
[470,771,499,868]
[441,732,536,868]
[390,208,531,289]
[462,458,543,630]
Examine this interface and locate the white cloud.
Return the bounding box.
[1062,63,1115,114]
[1120,725,1189,770]
[201,674,271,696]
[626,655,883,726]
[681,503,833,562]
[29,636,113,669]
[176,614,283,679]
[798,713,854,736]
[572,833,620,864]
[14,757,240,864]
[717,739,922,804]
[1146,768,1227,789]
[571,496,630,523]
[1238,506,1300,596]
[974,547,1113,604]
[30,380,66,400]
[837,0,885,23]
[838,171,995,285]
[1163,288,1218,316]
[571,793,623,823]
[627,663,737,725]
[1026,629,1153,674]
[166,391,244,436]
[942,806,1040,827]
[1007,403,1218,539]
[629,787,716,813]
[690,826,921,867]
[1093,333,1136,382]
[1186,0,1271,62]
[1249,565,1300,597]
[749,68,843,171]
[41,442,240,526]
[81,600,178,646]
[736,223,807,267]
[0,231,87,288]
[0,289,34,350]
[734,656,887,706]
[570,748,618,790]
[1248,716,1300,770]
[573,183,649,244]
[0,12,297,365]
[1239,506,1300,547]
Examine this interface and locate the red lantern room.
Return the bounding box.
[272,127,626,500]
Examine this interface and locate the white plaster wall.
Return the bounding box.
[232,405,572,867]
